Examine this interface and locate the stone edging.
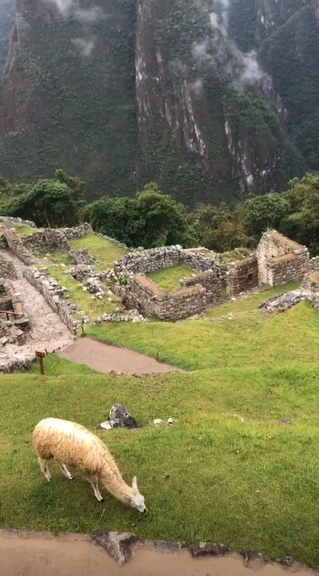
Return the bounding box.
[0,529,317,572]
[23,267,81,335]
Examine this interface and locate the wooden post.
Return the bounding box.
[35,350,46,375]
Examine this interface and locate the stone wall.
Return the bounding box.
[23,229,70,253]
[3,228,36,265]
[256,230,310,286]
[114,246,221,276]
[123,274,218,320]
[62,222,93,239]
[0,352,36,373]
[302,271,319,292]
[23,268,81,335]
[180,270,221,305]
[0,257,17,279]
[0,216,37,229]
[226,256,258,297]
[21,224,93,254]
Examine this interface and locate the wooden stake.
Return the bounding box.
[35,350,46,375]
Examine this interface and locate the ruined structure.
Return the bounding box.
[226,256,258,298]
[115,230,312,319]
[256,230,310,286]
[122,271,222,321]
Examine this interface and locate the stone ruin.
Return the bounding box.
[114,231,313,321]
[114,246,225,321]
[0,279,30,346]
[0,214,317,371]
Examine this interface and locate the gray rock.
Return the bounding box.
[190,542,229,557]
[91,530,139,565]
[98,404,139,430]
[259,289,309,312]
[109,404,139,429]
[241,550,265,568]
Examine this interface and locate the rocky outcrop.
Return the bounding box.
[0,0,307,206]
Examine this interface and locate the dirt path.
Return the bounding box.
[58,337,184,374]
[0,532,314,576]
[0,250,74,356]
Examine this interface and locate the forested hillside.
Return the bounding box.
[0,0,317,206]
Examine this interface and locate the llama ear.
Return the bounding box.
[132,476,138,490]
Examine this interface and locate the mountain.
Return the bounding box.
[0,0,15,74]
[0,0,317,206]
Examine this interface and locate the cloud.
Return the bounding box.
[72,37,95,57]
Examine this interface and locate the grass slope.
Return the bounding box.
[1,362,319,565]
[87,301,319,370]
[1,262,319,564]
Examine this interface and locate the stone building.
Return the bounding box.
[256,230,310,286]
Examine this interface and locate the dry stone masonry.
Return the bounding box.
[24,267,82,335]
[226,256,258,297]
[256,230,309,286]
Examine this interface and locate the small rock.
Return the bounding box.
[241,550,265,569]
[30,332,40,340]
[281,419,292,425]
[98,421,113,430]
[91,530,139,566]
[190,542,229,558]
[153,419,163,426]
[166,418,177,426]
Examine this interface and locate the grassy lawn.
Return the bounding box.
[1,253,319,565]
[1,361,319,565]
[207,281,301,319]
[147,264,194,291]
[69,233,126,269]
[42,265,123,317]
[87,301,319,370]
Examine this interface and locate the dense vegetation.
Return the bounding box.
[0,0,313,206]
[2,170,319,255]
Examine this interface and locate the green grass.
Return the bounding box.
[1,270,319,564]
[147,264,194,292]
[87,301,319,370]
[1,363,319,565]
[16,225,43,235]
[43,265,123,317]
[69,233,126,269]
[208,281,301,318]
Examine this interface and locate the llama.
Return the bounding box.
[32,417,147,512]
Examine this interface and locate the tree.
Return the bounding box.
[136,183,194,247]
[190,203,252,251]
[7,179,83,227]
[84,196,145,247]
[85,183,196,248]
[245,192,290,237]
[280,173,319,255]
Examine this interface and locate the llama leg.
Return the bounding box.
[84,474,104,502]
[38,457,52,482]
[60,463,74,480]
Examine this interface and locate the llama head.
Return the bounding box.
[129,476,147,513]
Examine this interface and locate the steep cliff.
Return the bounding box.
[0,0,15,74]
[0,0,314,205]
